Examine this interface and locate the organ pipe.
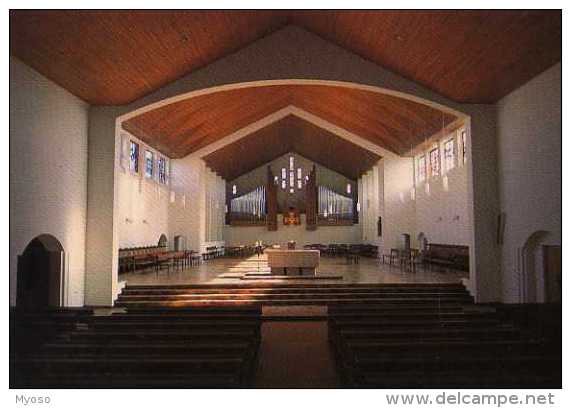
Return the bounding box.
[230,186,267,221]
[318,185,353,218]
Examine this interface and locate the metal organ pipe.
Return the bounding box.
[318,185,353,219]
[229,186,267,221]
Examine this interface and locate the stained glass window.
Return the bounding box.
[281,168,286,179]
[129,141,139,173]
[346,183,352,194]
[417,155,426,183]
[289,156,294,171]
[145,150,154,178]
[289,171,294,187]
[158,156,167,184]
[429,148,440,177]
[443,139,455,172]
[297,179,302,189]
[297,168,302,179]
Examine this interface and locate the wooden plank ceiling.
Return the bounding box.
[203,115,382,181]
[122,84,457,158]
[10,10,561,105]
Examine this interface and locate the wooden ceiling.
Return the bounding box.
[10,10,560,105]
[203,115,381,181]
[121,84,457,158]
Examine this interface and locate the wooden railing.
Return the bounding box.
[229,212,267,226]
[317,213,355,226]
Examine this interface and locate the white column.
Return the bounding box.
[85,107,122,306]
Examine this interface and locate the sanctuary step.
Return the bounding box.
[115,283,473,308]
[329,302,561,388]
[11,306,262,388]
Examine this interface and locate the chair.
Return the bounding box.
[382,248,400,266]
[410,248,424,272]
[399,249,413,272]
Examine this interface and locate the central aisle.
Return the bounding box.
[255,320,338,388]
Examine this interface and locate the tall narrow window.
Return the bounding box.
[145,150,154,178]
[120,134,129,170]
[274,175,279,184]
[129,141,139,173]
[417,155,426,183]
[461,130,467,163]
[346,183,352,194]
[297,179,302,189]
[158,156,167,184]
[281,168,286,179]
[281,180,286,190]
[289,171,294,187]
[289,156,294,171]
[297,168,302,179]
[443,139,455,173]
[232,185,237,195]
[429,148,440,177]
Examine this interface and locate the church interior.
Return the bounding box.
[9,10,562,389]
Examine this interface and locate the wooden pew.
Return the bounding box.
[424,243,469,272]
[328,291,561,388]
[11,306,262,388]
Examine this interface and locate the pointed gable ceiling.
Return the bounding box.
[10,10,561,105]
[121,84,458,158]
[202,115,381,180]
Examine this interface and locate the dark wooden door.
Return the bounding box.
[543,245,561,303]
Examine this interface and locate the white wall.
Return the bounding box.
[205,168,226,243]
[414,130,471,247]
[382,155,417,252]
[168,156,226,252]
[10,57,89,306]
[497,63,561,303]
[224,215,361,246]
[116,132,171,248]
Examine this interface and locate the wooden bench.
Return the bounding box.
[11,306,262,388]
[327,290,560,388]
[424,243,469,272]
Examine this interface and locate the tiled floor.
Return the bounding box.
[120,254,468,286]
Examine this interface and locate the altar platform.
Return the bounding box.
[119,252,468,287]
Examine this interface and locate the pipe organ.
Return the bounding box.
[318,185,354,223]
[229,186,267,224]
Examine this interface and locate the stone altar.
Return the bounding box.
[265,249,320,276]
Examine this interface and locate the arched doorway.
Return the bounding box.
[174,235,187,251]
[520,230,550,303]
[158,234,168,248]
[17,234,65,310]
[417,232,427,251]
